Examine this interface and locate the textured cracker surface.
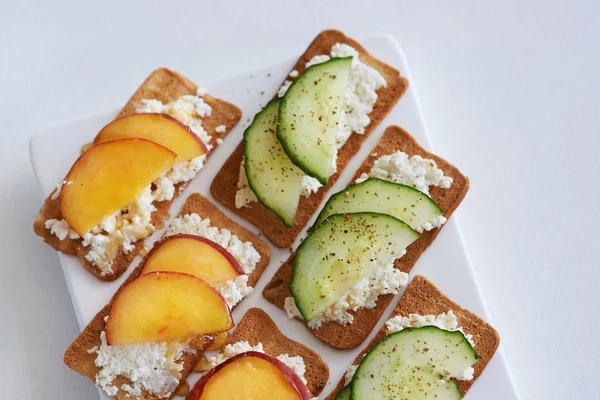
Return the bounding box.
[223,308,329,396]
[325,275,500,399]
[33,68,242,281]
[263,126,470,349]
[64,193,270,399]
[211,29,408,248]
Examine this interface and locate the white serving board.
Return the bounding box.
[30,34,520,400]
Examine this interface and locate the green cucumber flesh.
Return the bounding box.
[313,178,443,230]
[335,386,351,400]
[244,99,307,227]
[350,326,479,400]
[277,57,352,185]
[290,212,418,322]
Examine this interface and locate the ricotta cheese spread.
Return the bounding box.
[45,91,216,274]
[215,124,227,133]
[284,255,408,328]
[92,331,190,398]
[165,213,260,308]
[207,341,309,384]
[236,43,386,209]
[356,151,453,195]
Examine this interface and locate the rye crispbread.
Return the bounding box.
[64,193,270,399]
[210,29,408,248]
[219,308,329,396]
[263,126,470,349]
[33,68,242,281]
[325,275,500,399]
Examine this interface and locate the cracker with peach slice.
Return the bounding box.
[207,308,329,397]
[33,68,242,281]
[187,352,314,400]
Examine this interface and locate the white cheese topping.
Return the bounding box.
[45,91,214,274]
[136,87,213,150]
[92,331,189,398]
[215,124,227,133]
[284,256,408,328]
[237,43,385,209]
[207,341,308,384]
[356,151,453,196]
[165,213,261,308]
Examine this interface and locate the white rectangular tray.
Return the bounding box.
[30,34,520,400]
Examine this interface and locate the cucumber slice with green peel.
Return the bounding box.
[244,99,307,226]
[335,386,352,400]
[290,212,419,322]
[350,326,478,400]
[277,57,353,185]
[312,178,443,231]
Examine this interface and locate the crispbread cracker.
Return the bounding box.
[325,275,500,398]
[263,125,470,349]
[211,29,408,248]
[220,308,329,396]
[64,193,270,399]
[33,68,242,281]
[175,193,271,290]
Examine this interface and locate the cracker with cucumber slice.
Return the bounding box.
[215,308,330,396]
[263,125,470,349]
[325,275,500,399]
[211,29,408,248]
[33,68,242,281]
[63,193,269,400]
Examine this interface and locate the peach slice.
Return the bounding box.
[105,271,233,345]
[187,352,313,400]
[94,113,209,162]
[61,138,176,235]
[140,234,244,286]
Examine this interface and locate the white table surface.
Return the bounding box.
[1,1,598,399]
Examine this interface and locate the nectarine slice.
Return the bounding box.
[105,271,233,345]
[61,138,176,235]
[94,113,208,162]
[187,352,313,400]
[140,235,244,286]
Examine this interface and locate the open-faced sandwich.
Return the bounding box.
[326,275,500,399]
[187,308,329,400]
[211,30,408,247]
[263,125,470,349]
[33,68,242,280]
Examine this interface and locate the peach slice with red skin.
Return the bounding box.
[60,137,176,235]
[105,271,233,345]
[140,234,245,286]
[187,351,313,400]
[94,113,209,162]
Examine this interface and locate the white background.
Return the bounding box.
[1,1,598,399]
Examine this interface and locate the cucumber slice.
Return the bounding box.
[335,386,351,400]
[290,213,418,322]
[277,57,353,185]
[313,178,443,231]
[350,326,478,400]
[244,99,306,226]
